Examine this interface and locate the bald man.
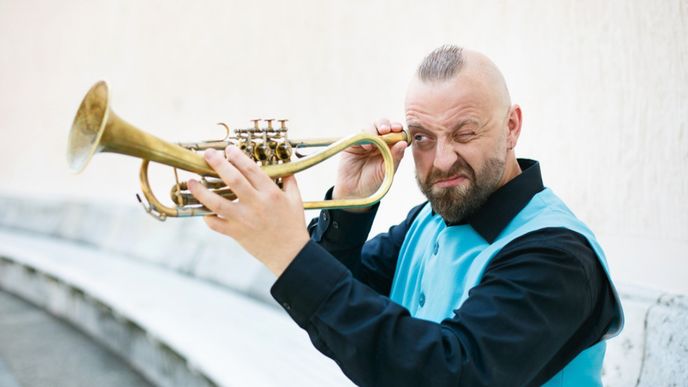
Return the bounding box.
[189,45,623,386]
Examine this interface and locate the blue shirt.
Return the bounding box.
[271,159,618,386]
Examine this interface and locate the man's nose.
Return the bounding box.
[432,141,458,172]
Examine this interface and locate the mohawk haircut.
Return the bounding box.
[416,45,465,82]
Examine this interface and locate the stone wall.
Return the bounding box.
[0,0,686,294]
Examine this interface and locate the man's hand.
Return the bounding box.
[332,119,408,212]
[188,146,310,277]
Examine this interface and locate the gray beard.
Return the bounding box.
[417,157,505,224]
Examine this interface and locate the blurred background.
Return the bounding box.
[1,0,686,291]
[0,0,686,386]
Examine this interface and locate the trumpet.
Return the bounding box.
[67,81,408,221]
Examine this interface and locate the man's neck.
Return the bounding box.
[498,156,522,188]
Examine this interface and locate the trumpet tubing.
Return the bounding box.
[68,81,408,220]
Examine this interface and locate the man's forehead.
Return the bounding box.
[405,74,491,111]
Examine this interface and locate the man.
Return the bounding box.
[188,45,623,386]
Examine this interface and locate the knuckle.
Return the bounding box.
[209,221,221,233]
[230,152,260,174]
[206,153,225,168]
[224,172,242,187]
[218,199,233,215]
[241,159,260,174]
[266,188,282,202]
[205,216,222,232]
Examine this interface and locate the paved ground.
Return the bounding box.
[0,290,153,387]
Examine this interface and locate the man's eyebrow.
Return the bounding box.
[451,118,481,132]
[407,123,429,132]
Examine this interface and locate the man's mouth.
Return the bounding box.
[432,174,468,188]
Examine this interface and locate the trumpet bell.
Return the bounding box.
[67,81,110,173]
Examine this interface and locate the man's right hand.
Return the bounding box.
[332,119,408,212]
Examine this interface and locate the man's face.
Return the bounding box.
[405,74,511,223]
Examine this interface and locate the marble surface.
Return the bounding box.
[0,229,352,387]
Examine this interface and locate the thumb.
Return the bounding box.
[391,141,408,170]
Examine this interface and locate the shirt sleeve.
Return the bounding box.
[307,187,426,295]
[271,225,616,387]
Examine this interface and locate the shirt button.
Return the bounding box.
[322,212,329,222]
[419,293,426,307]
[332,220,339,229]
[282,302,292,311]
[433,242,439,255]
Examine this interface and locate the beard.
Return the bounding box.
[417,156,505,224]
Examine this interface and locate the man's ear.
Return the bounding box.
[506,104,522,150]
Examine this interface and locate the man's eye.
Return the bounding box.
[454,132,476,143]
[412,134,434,150]
[413,134,429,142]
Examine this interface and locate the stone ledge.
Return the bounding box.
[602,285,688,386]
[0,256,215,387]
[0,230,352,387]
[1,196,687,386]
[0,196,276,306]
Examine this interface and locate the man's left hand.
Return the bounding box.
[188,146,310,277]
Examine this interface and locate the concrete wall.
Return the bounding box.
[1,0,686,293]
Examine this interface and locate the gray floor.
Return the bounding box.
[0,290,153,387]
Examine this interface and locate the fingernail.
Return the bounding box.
[204,149,216,160]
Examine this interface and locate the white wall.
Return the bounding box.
[1,0,686,293]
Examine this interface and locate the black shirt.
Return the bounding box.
[271,159,618,387]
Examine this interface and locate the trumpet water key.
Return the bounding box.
[67,81,408,221]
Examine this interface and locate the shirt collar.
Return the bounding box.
[443,159,545,243]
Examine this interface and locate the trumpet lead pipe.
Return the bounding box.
[172,188,237,206]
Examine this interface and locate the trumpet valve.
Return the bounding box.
[278,119,288,130]
[275,141,292,161]
[239,140,256,158]
[253,142,272,162]
[267,138,278,150]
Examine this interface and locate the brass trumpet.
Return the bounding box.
[67,81,408,220]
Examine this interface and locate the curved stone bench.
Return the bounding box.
[0,196,276,304]
[604,285,688,385]
[0,229,352,387]
[0,196,686,386]
[0,197,352,386]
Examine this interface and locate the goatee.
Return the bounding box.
[417,157,505,224]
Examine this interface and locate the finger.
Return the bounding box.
[390,121,404,132]
[281,175,303,203]
[225,146,275,191]
[360,143,374,152]
[374,118,392,134]
[361,120,389,152]
[204,214,235,236]
[204,148,255,199]
[188,179,238,217]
